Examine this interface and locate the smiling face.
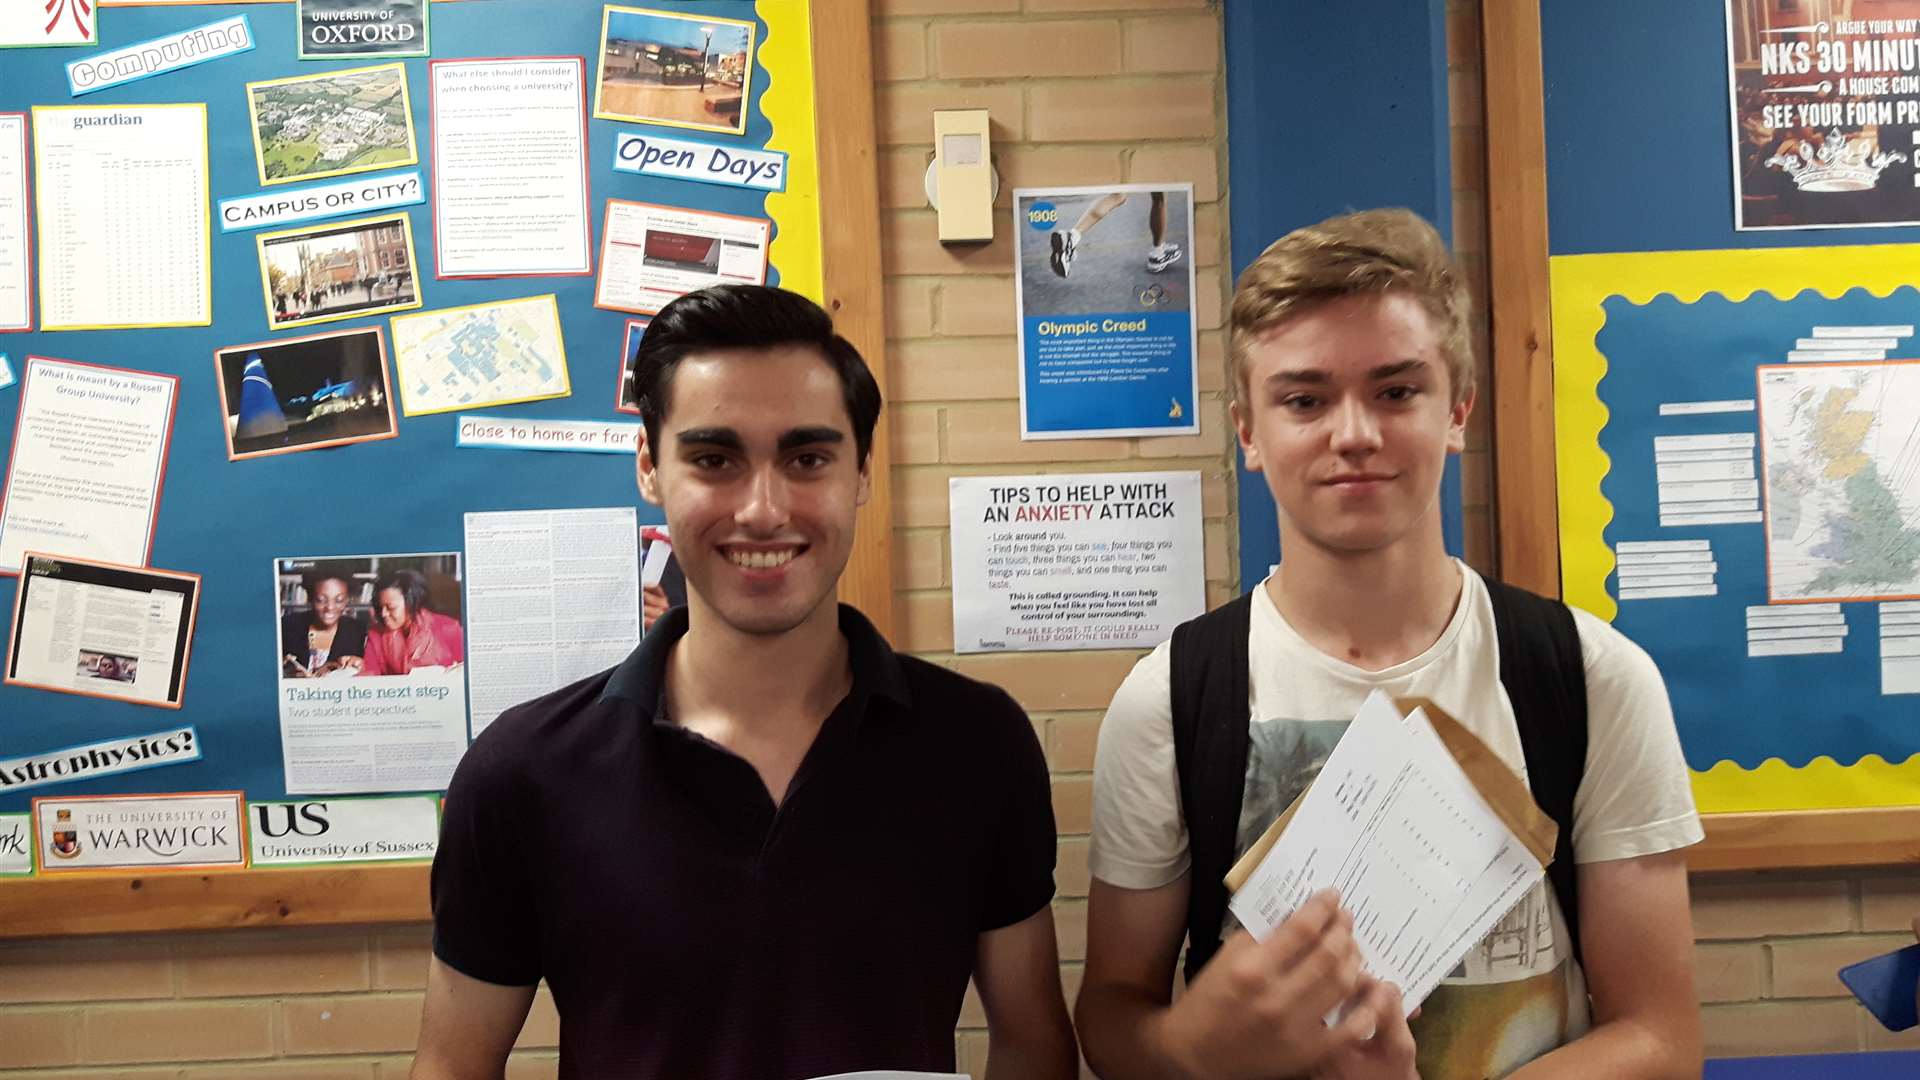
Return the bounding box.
[1231,291,1472,558]
[636,344,870,638]
[310,578,350,629]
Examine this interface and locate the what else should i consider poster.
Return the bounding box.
[949,471,1205,653]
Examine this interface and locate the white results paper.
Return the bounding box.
[1229,692,1545,1013]
[32,104,210,330]
[464,507,639,737]
[430,58,591,277]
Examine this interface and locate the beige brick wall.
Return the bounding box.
[4,5,1916,1078]
[0,926,559,1077]
[1692,870,1920,1055]
[876,2,1230,1072]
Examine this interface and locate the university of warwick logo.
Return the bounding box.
[50,809,79,859]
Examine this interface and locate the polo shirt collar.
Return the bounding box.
[601,603,913,720]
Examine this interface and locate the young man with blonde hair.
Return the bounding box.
[1076,209,1705,1079]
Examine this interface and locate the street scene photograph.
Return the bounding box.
[258,214,421,330]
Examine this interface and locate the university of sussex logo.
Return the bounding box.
[254,802,331,839]
[50,809,79,860]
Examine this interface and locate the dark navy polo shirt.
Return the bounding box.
[430,605,1057,1080]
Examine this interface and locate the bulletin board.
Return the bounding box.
[1486,0,1920,869]
[0,0,892,934]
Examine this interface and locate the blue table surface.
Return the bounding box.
[1706,1050,1920,1078]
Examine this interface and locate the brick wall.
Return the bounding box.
[1693,872,1920,1055]
[872,1,1231,1073]
[0,925,558,1077]
[3,4,1918,1077]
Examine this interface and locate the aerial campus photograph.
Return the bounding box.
[248,63,418,185]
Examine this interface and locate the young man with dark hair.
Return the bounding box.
[1075,209,1705,1080]
[413,284,1077,1080]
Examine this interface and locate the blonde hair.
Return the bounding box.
[1229,208,1473,404]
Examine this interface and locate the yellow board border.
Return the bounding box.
[32,104,213,332]
[388,293,571,417]
[592,5,757,137]
[245,62,420,188]
[255,211,424,332]
[1552,244,1920,813]
[757,0,823,305]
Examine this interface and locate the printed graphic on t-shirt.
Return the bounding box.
[1222,714,1584,1080]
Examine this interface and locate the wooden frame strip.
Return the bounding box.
[1691,807,1920,872]
[1482,0,1559,596]
[813,0,893,637]
[0,864,429,939]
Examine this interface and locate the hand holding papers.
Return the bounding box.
[1158,890,1397,1080]
[1227,692,1558,1015]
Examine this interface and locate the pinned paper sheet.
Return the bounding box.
[641,526,673,589]
[1227,692,1554,1014]
[65,15,255,96]
[33,104,212,330]
[0,115,28,332]
[464,508,639,737]
[614,131,788,191]
[456,415,639,455]
[219,170,425,234]
[0,814,28,876]
[0,726,200,792]
[2,0,95,47]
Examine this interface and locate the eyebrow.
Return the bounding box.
[777,427,846,452]
[1263,359,1433,386]
[673,426,846,452]
[674,427,743,451]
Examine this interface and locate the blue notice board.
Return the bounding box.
[0,0,819,822]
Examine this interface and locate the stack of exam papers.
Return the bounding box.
[1227,691,1557,1015]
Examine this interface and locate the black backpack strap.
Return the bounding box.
[1169,592,1254,983]
[1480,572,1590,972]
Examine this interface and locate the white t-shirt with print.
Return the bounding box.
[1089,562,1704,1080]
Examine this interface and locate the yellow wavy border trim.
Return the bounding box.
[757,1,824,305]
[1551,244,1920,812]
[1692,754,1920,813]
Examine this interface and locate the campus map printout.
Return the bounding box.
[1758,362,1920,603]
[389,294,570,416]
